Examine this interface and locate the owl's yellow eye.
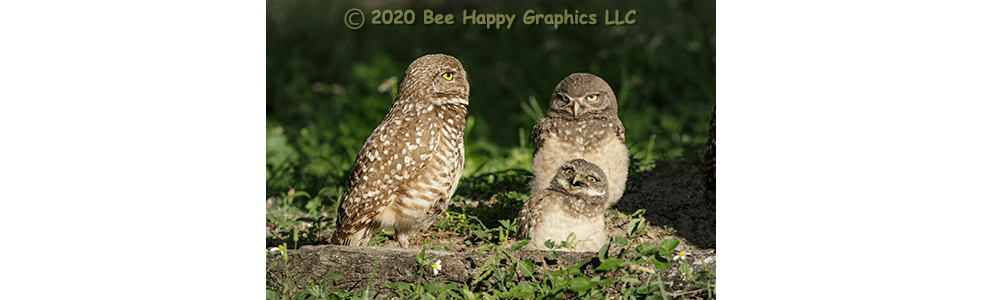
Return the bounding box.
[564,168,574,174]
[442,72,453,80]
[586,94,598,102]
[587,176,597,182]
[561,95,570,102]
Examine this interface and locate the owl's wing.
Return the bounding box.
[531,115,553,157]
[612,117,627,145]
[334,114,437,233]
[515,192,548,239]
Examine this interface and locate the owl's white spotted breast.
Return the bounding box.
[333,101,467,245]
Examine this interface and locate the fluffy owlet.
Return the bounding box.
[530,73,629,210]
[517,159,610,252]
[329,54,470,248]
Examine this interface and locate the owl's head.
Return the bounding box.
[549,73,617,118]
[551,158,609,206]
[397,54,470,105]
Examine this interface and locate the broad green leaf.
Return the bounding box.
[511,290,531,298]
[636,242,656,256]
[461,289,477,300]
[519,259,535,278]
[517,281,537,293]
[598,243,610,261]
[656,239,679,256]
[510,282,533,298]
[568,276,592,292]
[614,236,628,247]
[546,250,558,260]
[651,255,670,270]
[552,277,569,289]
[595,258,623,272]
[621,277,640,283]
[510,238,530,251]
[544,239,556,249]
[559,241,573,250]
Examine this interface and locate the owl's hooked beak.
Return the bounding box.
[573,102,581,117]
[570,175,586,188]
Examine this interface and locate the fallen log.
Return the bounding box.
[266,244,715,298]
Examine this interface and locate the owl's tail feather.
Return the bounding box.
[329,223,375,247]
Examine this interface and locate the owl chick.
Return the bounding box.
[330,54,470,248]
[517,159,610,252]
[530,73,629,210]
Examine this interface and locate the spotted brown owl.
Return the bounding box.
[329,54,470,248]
[530,73,629,210]
[517,159,610,252]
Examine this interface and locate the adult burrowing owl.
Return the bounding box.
[329,54,470,248]
[517,159,610,252]
[530,73,629,210]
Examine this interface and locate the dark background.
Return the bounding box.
[266,0,715,210]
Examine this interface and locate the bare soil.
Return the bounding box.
[615,155,716,250]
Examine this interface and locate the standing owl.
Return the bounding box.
[517,159,610,252]
[329,54,470,248]
[530,73,629,210]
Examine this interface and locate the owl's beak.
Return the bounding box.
[573,102,581,117]
[570,175,585,188]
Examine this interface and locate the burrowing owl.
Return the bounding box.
[329,54,470,248]
[517,159,610,252]
[704,104,715,191]
[530,73,629,210]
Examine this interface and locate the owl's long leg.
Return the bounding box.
[396,231,412,248]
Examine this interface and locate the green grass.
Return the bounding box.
[266,210,716,299]
[267,0,714,297]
